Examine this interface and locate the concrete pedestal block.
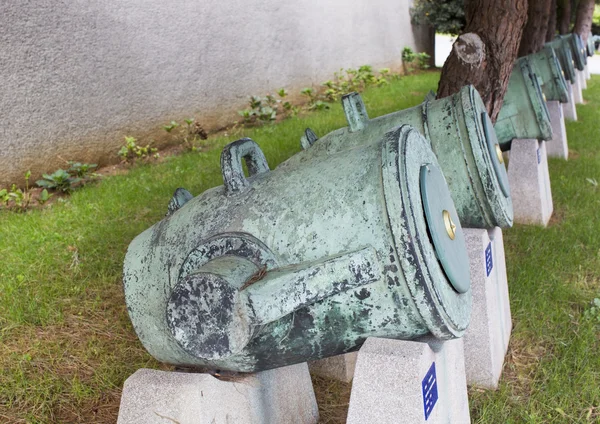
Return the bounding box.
[573,75,583,104]
[507,139,553,226]
[308,352,357,383]
[117,364,319,424]
[347,337,470,424]
[463,227,512,389]
[585,64,591,80]
[546,100,568,160]
[562,83,578,121]
[579,69,587,90]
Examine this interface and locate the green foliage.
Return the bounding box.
[410,0,465,36]
[416,52,431,70]
[163,120,179,133]
[238,89,296,126]
[402,48,431,73]
[321,66,389,102]
[38,189,51,204]
[402,47,416,64]
[238,66,393,129]
[67,161,98,178]
[36,169,81,193]
[118,136,159,162]
[309,100,330,111]
[34,162,98,198]
[592,5,600,35]
[0,171,32,211]
[162,118,208,151]
[0,188,8,205]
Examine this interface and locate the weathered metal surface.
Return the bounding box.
[547,38,577,82]
[522,46,569,103]
[166,188,193,217]
[283,86,512,229]
[495,57,553,150]
[123,126,472,372]
[586,32,594,57]
[559,33,587,70]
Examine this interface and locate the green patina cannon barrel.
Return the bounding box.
[559,33,587,70]
[123,126,472,372]
[286,85,512,229]
[495,57,553,150]
[548,38,577,82]
[547,38,577,82]
[586,32,594,57]
[522,46,569,103]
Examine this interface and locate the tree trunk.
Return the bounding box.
[437,0,529,122]
[519,0,554,56]
[546,0,557,41]
[573,0,595,42]
[557,0,571,34]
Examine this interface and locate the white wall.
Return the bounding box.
[0,0,431,185]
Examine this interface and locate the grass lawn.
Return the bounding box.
[1,70,599,423]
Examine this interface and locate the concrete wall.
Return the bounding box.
[0,0,432,186]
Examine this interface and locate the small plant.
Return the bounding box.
[118,136,159,162]
[416,52,431,70]
[162,118,208,151]
[320,66,390,102]
[402,47,416,73]
[238,89,294,126]
[402,48,431,73]
[38,189,51,204]
[309,100,330,111]
[36,169,81,193]
[300,87,316,106]
[67,161,98,178]
[0,171,33,211]
[300,87,316,105]
[163,121,179,133]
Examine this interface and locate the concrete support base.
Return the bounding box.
[573,75,583,104]
[507,139,553,226]
[562,83,578,121]
[347,337,470,424]
[117,364,319,424]
[463,227,512,389]
[585,64,591,80]
[308,352,357,383]
[579,69,587,90]
[546,100,568,160]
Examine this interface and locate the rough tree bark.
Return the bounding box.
[437,0,529,122]
[519,0,554,56]
[546,0,558,41]
[557,0,571,34]
[573,0,595,42]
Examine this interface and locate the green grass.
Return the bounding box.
[1,70,599,423]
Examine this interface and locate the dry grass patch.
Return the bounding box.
[311,375,352,424]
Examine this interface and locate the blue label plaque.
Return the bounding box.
[422,362,438,420]
[537,148,541,164]
[485,242,493,277]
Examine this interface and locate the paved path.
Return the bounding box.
[435,34,454,68]
[588,55,600,74]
